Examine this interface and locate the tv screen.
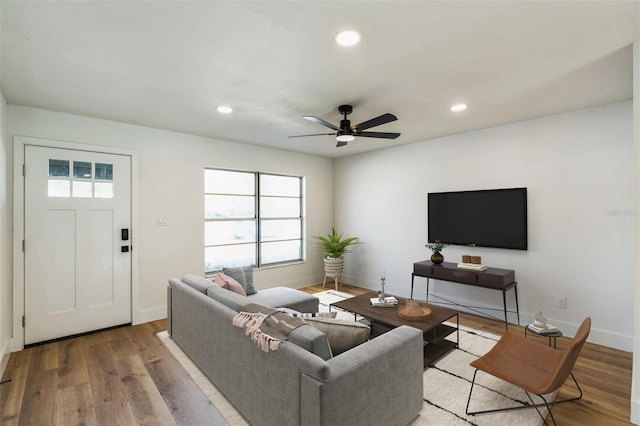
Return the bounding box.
[428,188,527,250]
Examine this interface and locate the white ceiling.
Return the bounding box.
[1,1,637,159]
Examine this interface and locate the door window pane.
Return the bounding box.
[72,181,92,198]
[48,180,70,197]
[94,182,114,198]
[49,159,69,177]
[73,162,92,179]
[205,195,255,219]
[95,163,113,180]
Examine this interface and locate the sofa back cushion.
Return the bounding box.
[182,274,217,294]
[206,284,249,312]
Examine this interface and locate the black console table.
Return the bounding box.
[411,261,519,329]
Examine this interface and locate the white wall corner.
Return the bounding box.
[630,30,640,426]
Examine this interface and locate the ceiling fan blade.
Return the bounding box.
[336,141,348,148]
[303,116,340,131]
[288,133,335,138]
[353,113,397,131]
[356,131,401,139]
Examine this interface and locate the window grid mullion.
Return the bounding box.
[255,173,261,267]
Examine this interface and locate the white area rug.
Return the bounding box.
[315,289,363,320]
[158,293,556,425]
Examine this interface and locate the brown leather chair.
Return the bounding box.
[465,317,591,425]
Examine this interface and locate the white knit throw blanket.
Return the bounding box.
[232,304,305,352]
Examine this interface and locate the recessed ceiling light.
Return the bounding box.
[335,30,361,47]
[217,105,233,114]
[450,104,467,112]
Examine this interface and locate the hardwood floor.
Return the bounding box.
[0,320,226,426]
[1,283,634,425]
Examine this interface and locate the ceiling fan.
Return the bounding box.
[289,104,401,147]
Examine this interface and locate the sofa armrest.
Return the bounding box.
[300,325,424,426]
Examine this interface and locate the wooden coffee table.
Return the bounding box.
[331,291,459,367]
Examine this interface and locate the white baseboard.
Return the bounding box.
[134,306,167,325]
[631,398,640,424]
[0,338,11,381]
[339,275,634,352]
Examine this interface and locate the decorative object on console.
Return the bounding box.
[457,262,487,271]
[458,255,486,271]
[426,242,448,264]
[313,228,361,290]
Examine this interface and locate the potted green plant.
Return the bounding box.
[426,242,448,264]
[313,228,360,289]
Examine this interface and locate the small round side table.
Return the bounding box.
[524,325,562,348]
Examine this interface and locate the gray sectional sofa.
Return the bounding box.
[167,274,424,426]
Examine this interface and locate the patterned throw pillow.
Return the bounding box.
[223,266,257,295]
[214,272,247,296]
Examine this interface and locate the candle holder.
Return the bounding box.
[378,275,386,301]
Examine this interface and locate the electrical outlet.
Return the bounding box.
[556,296,567,309]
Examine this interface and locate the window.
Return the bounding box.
[48,159,113,198]
[204,169,304,272]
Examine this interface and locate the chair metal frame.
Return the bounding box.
[465,317,590,425]
[466,370,583,425]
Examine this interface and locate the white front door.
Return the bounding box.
[24,145,132,344]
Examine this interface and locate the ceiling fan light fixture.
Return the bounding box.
[336,134,355,143]
[217,105,233,114]
[450,103,467,112]
[335,30,361,47]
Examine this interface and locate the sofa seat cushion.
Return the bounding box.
[248,287,319,313]
[305,317,370,356]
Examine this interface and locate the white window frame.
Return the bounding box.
[204,168,304,272]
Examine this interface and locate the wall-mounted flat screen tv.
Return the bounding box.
[428,188,528,250]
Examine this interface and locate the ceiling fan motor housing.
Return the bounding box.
[338,104,353,115]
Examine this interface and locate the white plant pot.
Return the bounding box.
[323,257,344,275]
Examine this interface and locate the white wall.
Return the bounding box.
[0,93,10,375]
[630,38,640,425]
[6,105,334,350]
[335,100,634,351]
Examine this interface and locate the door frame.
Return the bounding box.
[12,136,139,351]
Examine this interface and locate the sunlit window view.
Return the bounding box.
[48,159,114,198]
[204,169,304,272]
